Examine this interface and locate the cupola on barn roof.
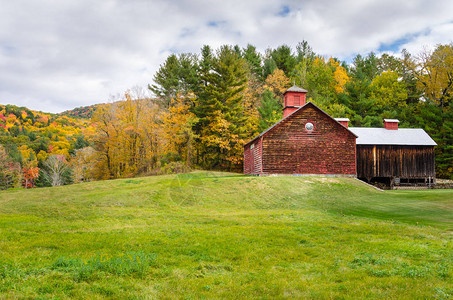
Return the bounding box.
[283,85,308,118]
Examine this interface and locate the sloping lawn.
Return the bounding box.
[0,172,452,299]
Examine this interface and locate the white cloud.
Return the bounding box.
[0,0,452,112]
[397,22,453,55]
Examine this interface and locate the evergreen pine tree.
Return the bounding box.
[258,90,282,131]
[194,45,248,170]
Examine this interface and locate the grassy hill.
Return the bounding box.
[0,172,452,299]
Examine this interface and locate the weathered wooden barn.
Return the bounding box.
[244,86,437,186]
[243,86,357,176]
[348,120,437,186]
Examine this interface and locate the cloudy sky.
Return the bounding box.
[1,0,452,113]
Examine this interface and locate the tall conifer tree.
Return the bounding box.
[194,45,248,170]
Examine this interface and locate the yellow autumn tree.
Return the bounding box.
[416,44,453,108]
[91,103,119,179]
[329,58,350,94]
[162,94,197,166]
[70,146,97,183]
[91,92,163,179]
[199,110,237,167]
[262,68,291,100]
[241,73,260,137]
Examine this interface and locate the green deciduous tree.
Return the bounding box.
[370,70,408,111]
[305,57,336,108]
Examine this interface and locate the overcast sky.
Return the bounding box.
[1,0,452,113]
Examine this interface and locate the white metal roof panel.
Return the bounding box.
[348,127,437,146]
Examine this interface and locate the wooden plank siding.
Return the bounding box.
[356,145,435,179]
[261,105,356,175]
[243,137,263,175]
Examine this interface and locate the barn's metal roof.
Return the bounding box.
[348,127,437,146]
[284,85,308,93]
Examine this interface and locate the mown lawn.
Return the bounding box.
[0,172,452,299]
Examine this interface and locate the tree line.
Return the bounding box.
[1,41,452,189]
[145,42,452,178]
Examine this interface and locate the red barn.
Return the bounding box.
[244,86,357,176]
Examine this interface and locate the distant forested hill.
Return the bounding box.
[60,104,101,119]
[0,104,94,189]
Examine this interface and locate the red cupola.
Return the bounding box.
[283,86,308,118]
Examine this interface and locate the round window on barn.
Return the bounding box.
[305,122,314,131]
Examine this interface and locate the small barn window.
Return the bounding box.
[294,95,300,106]
[305,122,314,131]
[250,143,255,149]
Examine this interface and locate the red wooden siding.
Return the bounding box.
[283,91,306,118]
[261,105,356,175]
[285,91,306,106]
[243,137,263,175]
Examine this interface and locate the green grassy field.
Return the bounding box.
[0,172,452,299]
